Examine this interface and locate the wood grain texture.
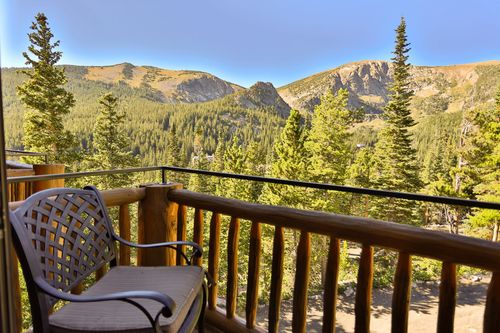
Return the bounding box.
[9,186,146,211]
[292,231,311,333]
[269,226,284,333]
[95,265,107,281]
[484,272,500,333]
[137,184,181,266]
[176,205,187,265]
[10,249,21,333]
[32,164,65,193]
[355,245,373,333]
[437,262,456,333]
[391,252,412,333]
[227,217,240,318]
[118,204,131,266]
[168,189,500,271]
[193,208,204,266]
[208,212,221,310]
[205,308,266,333]
[245,221,261,329]
[323,238,340,333]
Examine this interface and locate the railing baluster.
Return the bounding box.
[484,272,500,333]
[95,265,107,281]
[11,249,22,333]
[176,204,187,265]
[119,204,131,266]
[323,237,340,333]
[437,262,456,333]
[391,252,412,333]
[246,221,261,329]
[226,216,240,318]
[292,231,311,333]
[208,212,221,310]
[193,208,204,266]
[269,226,284,333]
[355,244,373,333]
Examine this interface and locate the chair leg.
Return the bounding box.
[197,282,208,333]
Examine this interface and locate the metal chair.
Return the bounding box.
[9,186,207,333]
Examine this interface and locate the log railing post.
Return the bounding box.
[138,183,182,266]
[33,164,65,192]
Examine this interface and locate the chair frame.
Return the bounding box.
[9,185,207,333]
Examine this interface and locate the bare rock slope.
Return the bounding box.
[278,60,500,116]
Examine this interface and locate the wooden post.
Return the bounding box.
[33,164,65,192]
[138,183,182,266]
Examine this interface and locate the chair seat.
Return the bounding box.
[49,265,204,333]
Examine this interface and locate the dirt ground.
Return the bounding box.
[246,277,490,332]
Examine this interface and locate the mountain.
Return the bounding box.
[228,81,291,117]
[278,60,500,117]
[83,63,244,103]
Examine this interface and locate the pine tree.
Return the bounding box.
[307,89,354,185]
[86,93,137,189]
[188,129,209,192]
[305,88,355,212]
[17,13,77,164]
[370,17,421,224]
[261,109,310,207]
[165,124,181,167]
[467,88,500,241]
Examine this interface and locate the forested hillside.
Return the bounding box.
[2,65,285,165]
[3,60,499,170]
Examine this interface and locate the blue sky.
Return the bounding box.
[1,0,499,87]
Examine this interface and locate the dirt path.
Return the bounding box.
[246,278,489,332]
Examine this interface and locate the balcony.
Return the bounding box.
[5,165,500,333]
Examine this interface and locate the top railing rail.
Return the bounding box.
[6,165,500,210]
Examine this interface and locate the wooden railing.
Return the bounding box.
[7,182,500,333]
[166,186,500,333]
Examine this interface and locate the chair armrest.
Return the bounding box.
[115,236,203,264]
[34,276,176,318]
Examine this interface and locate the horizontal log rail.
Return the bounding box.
[168,189,500,272]
[168,188,500,333]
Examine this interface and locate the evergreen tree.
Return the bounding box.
[17,13,77,164]
[165,124,181,167]
[467,88,500,241]
[370,17,421,224]
[305,88,354,212]
[306,89,354,185]
[188,129,209,192]
[85,93,137,189]
[261,109,310,207]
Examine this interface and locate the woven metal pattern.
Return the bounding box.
[18,190,116,292]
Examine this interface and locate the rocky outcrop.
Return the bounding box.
[175,74,238,103]
[278,60,500,116]
[233,82,291,117]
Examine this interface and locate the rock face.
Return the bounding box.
[278,60,500,116]
[233,81,291,117]
[84,63,243,103]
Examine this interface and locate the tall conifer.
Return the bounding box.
[86,93,137,189]
[261,109,309,207]
[305,88,355,212]
[17,13,77,164]
[371,17,421,224]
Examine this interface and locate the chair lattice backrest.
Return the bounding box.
[11,188,117,293]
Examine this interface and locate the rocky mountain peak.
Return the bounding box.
[234,81,291,117]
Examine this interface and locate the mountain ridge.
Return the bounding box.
[277,60,500,116]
